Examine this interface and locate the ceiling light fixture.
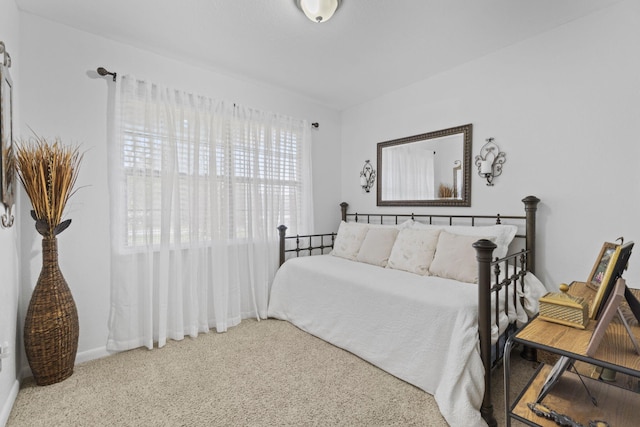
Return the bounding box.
[295,0,342,23]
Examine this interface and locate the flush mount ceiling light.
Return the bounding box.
[295,0,342,23]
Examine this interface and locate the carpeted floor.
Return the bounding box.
[7,319,536,426]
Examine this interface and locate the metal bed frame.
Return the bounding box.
[277,195,540,427]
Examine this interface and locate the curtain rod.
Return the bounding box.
[97,66,319,128]
[97,67,116,81]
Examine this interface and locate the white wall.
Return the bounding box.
[18,13,341,369]
[10,0,640,405]
[341,0,640,290]
[0,0,21,423]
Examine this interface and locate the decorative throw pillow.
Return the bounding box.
[429,231,494,283]
[365,219,414,230]
[356,227,399,267]
[411,222,517,259]
[331,221,369,260]
[387,228,441,275]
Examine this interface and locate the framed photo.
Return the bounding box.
[590,241,634,320]
[586,242,618,291]
[536,355,572,403]
[0,41,14,227]
[585,277,626,357]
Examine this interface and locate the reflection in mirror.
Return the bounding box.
[452,160,462,198]
[377,124,472,207]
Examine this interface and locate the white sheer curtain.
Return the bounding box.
[382,144,435,200]
[106,75,313,351]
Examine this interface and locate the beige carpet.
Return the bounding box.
[8,319,536,426]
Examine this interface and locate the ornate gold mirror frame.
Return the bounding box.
[377,123,472,207]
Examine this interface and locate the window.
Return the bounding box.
[117,84,311,247]
[107,76,314,349]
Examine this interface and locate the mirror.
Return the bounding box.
[377,123,472,207]
[0,41,14,227]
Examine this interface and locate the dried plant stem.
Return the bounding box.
[438,183,454,198]
[15,135,83,237]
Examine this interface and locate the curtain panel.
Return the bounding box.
[106,76,313,351]
[381,145,435,200]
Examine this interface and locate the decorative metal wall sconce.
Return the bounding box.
[474,137,505,186]
[360,160,376,193]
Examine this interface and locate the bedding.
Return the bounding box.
[355,227,399,267]
[272,196,543,427]
[386,227,441,274]
[410,221,517,259]
[268,255,546,427]
[330,221,369,260]
[429,231,491,283]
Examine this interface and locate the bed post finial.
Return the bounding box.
[473,239,498,427]
[522,196,540,274]
[340,202,348,222]
[278,225,288,266]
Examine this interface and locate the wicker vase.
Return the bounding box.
[24,236,79,385]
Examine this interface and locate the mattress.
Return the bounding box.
[267,254,547,427]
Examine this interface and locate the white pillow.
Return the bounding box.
[429,231,493,283]
[411,222,517,259]
[362,219,414,230]
[356,228,399,267]
[387,228,441,275]
[331,221,369,260]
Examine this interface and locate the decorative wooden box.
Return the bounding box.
[538,284,589,329]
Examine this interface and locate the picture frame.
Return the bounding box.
[0,41,14,227]
[585,277,626,357]
[586,242,618,291]
[590,241,634,320]
[536,355,572,403]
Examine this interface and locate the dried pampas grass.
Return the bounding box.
[15,134,83,237]
[438,184,454,198]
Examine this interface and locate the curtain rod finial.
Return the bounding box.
[97,67,117,81]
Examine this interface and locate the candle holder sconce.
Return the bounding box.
[360,160,376,193]
[474,138,505,186]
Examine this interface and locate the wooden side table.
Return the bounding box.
[504,282,640,426]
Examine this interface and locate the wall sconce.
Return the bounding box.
[474,137,506,186]
[360,160,376,193]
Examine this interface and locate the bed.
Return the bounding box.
[267,196,546,427]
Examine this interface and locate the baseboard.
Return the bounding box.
[19,346,113,382]
[75,346,112,365]
[0,379,19,427]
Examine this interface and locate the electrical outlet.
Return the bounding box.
[0,342,10,372]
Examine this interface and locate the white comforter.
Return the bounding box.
[267,255,547,427]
